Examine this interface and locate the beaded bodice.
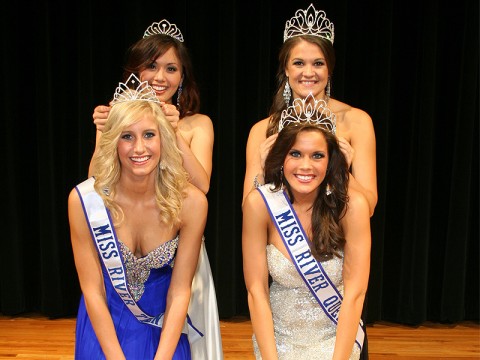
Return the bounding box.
[253,244,360,359]
[119,236,179,302]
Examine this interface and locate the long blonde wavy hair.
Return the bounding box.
[91,100,188,226]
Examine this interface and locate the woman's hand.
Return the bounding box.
[92,105,111,132]
[337,136,355,168]
[160,102,181,131]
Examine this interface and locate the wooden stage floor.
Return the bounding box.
[0,314,478,359]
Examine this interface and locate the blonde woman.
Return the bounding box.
[69,82,212,359]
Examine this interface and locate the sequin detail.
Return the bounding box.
[119,236,179,302]
[252,244,360,360]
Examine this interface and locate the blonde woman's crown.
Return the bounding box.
[110,74,160,106]
[284,3,334,44]
[278,93,336,134]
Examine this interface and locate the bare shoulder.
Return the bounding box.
[180,113,213,129]
[330,98,372,126]
[346,187,370,218]
[243,187,267,214]
[182,183,208,211]
[249,117,270,136]
[247,117,270,148]
[68,187,81,209]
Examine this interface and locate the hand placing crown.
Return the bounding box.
[143,19,184,42]
[110,73,160,106]
[278,92,336,134]
[284,3,334,44]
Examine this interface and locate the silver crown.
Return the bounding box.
[110,73,160,106]
[143,19,184,42]
[283,3,334,44]
[278,93,336,134]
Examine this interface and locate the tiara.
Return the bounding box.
[278,93,336,134]
[110,73,160,106]
[283,3,334,44]
[143,19,184,42]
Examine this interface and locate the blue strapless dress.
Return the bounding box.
[75,237,191,360]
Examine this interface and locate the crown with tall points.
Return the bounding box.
[283,3,334,44]
[278,92,336,134]
[110,73,160,106]
[143,19,184,42]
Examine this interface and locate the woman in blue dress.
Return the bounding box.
[68,76,208,359]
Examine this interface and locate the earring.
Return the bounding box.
[280,165,284,181]
[326,184,332,196]
[159,161,166,170]
[325,77,331,101]
[283,79,291,106]
[176,76,184,108]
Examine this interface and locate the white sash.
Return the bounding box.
[75,177,203,345]
[257,185,364,351]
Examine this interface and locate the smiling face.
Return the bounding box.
[283,129,329,199]
[139,46,183,104]
[117,112,161,179]
[285,39,329,100]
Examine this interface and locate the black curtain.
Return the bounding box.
[1,0,477,325]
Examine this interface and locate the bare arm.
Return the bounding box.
[242,190,278,359]
[68,189,126,359]
[88,105,111,177]
[345,109,377,216]
[243,119,277,204]
[333,190,371,359]
[176,114,213,194]
[155,185,207,359]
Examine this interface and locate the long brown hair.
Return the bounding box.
[264,124,348,260]
[267,36,336,137]
[123,34,200,118]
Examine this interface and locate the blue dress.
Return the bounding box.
[75,236,191,360]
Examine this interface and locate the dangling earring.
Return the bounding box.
[325,77,331,102]
[176,76,184,108]
[283,79,291,106]
[280,166,284,181]
[326,184,332,196]
[159,161,166,170]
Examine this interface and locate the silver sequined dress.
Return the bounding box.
[252,244,361,360]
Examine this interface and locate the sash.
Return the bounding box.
[75,177,203,344]
[257,185,364,351]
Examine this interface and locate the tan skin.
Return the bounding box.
[242,129,371,359]
[243,40,377,216]
[70,114,207,359]
[90,48,213,194]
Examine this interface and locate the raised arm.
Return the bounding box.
[68,189,126,359]
[243,119,278,204]
[344,109,377,216]
[155,185,207,359]
[176,114,214,194]
[242,190,278,359]
[88,105,111,177]
[333,189,371,359]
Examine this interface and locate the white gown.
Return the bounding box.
[188,240,224,359]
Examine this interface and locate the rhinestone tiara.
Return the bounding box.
[278,93,336,134]
[110,73,160,106]
[283,3,334,44]
[143,19,184,42]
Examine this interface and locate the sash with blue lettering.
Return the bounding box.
[75,177,203,344]
[257,184,364,351]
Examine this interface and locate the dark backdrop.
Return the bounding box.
[1,0,478,326]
